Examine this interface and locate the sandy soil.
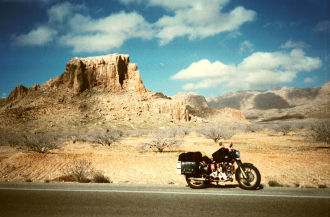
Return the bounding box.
[0,130,329,187]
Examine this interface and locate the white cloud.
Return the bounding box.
[1,93,7,98]
[280,40,310,49]
[239,40,254,54]
[314,20,330,33]
[172,49,322,90]
[13,25,57,46]
[119,0,144,5]
[154,1,256,45]
[304,77,314,83]
[47,2,86,24]
[60,11,153,53]
[13,0,256,53]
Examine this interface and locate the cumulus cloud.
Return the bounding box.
[13,0,256,53]
[280,40,310,49]
[172,49,322,90]
[154,1,256,45]
[60,11,153,53]
[13,25,57,46]
[314,20,330,33]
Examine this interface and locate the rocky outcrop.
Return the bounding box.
[48,54,146,94]
[149,100,189,121]
[8,84,40,101]
[172,92,209,109]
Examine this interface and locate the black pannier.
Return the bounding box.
[178,152,202,175]
[180,162,196,174]
[178,152,202,162]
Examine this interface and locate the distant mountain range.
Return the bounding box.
[173,82,330,122]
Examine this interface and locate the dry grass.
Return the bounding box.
[0,128,329,188]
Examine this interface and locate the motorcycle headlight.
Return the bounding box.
[234,150,240,158]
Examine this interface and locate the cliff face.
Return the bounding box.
[48,54,146,94]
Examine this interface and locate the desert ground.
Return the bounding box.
[0,125,329,188]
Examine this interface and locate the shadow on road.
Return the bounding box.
[185,183,264,190]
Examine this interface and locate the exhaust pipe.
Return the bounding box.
[190,178,207,181]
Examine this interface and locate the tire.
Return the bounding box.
[185,175,209,189]
[235,163,261,190]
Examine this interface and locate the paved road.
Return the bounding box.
[0,182,329,217]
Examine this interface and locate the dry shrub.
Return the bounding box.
[144,128,183,152]
[66,159,94,183]
[311,120,330,144]
[0,131,26,146]
[198,126,236,143]
[245,124,263,133]
[23,133,58,153]
[92,172,112,183]
[89,129,123,146]
[275,124,292,136]
[268,180,284,187]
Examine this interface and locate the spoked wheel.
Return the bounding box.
[185,175,209,189]
[235,163,261,190]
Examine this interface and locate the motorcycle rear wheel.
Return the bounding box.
[185,175,209,189]
[235,164,261,190]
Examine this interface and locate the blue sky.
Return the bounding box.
[0,0,329,98]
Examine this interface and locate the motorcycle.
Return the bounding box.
[177,142,261,190]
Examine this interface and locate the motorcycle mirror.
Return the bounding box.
[230,142,233,148]
[219,142,223,146]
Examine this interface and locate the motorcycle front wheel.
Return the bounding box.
[235,163,261,190]
[185,175,209,189]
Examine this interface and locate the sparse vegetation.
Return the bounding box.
[318,184,327,189]
[66,159,94,183]
[23,133,59,153]
[268,180,283,187]
[276,124,292,136]
[245,124,263,133]
[0,131,26,147]
[144,129,183,152]
[311,120,330,144]
[198,126,236,143]
[89,129,123,146]
[93,172,112,183]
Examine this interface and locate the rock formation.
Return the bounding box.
[3,54,191,125]
[48,54,146,94]
[172,92,209,109]
[8,84,40,101]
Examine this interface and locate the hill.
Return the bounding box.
[207,82,330,122]
[0,54,244,134]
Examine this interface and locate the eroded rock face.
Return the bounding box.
[49,54,146,94]
[8,84,40,101]
[172,92,209,109]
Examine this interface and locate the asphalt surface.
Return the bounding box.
[0,182,329,217]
